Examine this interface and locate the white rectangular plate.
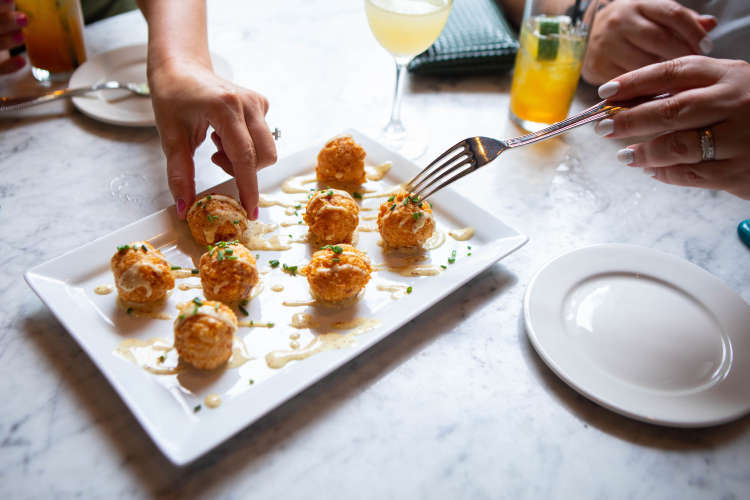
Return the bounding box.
[25,130,527,465]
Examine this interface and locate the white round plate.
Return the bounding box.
[68,44,232,127]
[524,244,750,427]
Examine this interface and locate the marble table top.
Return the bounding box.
[1,1,748,498]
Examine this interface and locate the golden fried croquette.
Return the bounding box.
[199,240,259,303]
[186,193,248,246]
[174,298,237,370]
[377,190,435,248]
[302,244,372,302]
[316,136,367,185]
[111,241,175,304]
[303,188,360,244]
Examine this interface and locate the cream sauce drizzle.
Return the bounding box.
[118,261,163,298]
[363,184,402,199]
[250,280,265,299]
[228,339,253,369]
[176,304,237,330]
[265,333,355,369]
[290,312,319,329]
[280,220,306,227]
[332,318,380,333]
[114,338,181,375]
[128,310,172,320]
[172,269,198,279]
[357,225,378,232]
[238,319,274,328]
[393,264,443,277]
[361,215,378,221]
[290,332,301,340]
[271,284,284,292]
[449,227,475,241]
[376,282,410,300]
[290,341,300,349]
[94,284,114,295]
[258,194,306,208]
[281,174,318,194]
[243,233,291,251]
[204,394,222,408]
[178,283,202,291]
[423,230,446,250]
[365,161,392,181]
[282,299,318,307]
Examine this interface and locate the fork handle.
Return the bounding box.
[0,81,122,112]
[505,95,665,149]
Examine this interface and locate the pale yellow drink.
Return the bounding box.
[365,0,452,58]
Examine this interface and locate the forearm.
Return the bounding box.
[136,0,211,75]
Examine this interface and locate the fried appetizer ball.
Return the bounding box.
[174,298,237,370]
[377,191,436,248]
[302,244,372,302]
[316,136,367,185]
[303,188,360,244]
[199,240,259,303]
[111,241,175,304]
[186,193,248,246]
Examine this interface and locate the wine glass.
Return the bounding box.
[365,0,453,159]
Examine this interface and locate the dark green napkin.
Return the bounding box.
[407,0,518,76]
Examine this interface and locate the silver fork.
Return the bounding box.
[406,97,656,200]
[0,81,150,112]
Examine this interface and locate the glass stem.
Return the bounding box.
[385,58,409,134]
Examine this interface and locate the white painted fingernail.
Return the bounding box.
[595,119,614,136]
[617,148,634,165]
[642,168,655,177]
[699,36,713,55]
[598,81,620,99]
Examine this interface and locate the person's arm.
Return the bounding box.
[136,0,277,220]
[594,55,750,200]
[0,1,27,73]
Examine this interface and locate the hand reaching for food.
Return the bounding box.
[582,0,716,85]
[595,55,750,200]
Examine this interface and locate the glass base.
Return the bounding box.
[509,109,555,133]
[31,66,73,83]
[374,122,429,160]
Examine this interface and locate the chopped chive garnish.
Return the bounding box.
[331,245,343,254]
[227,256,238,260]
[406,286,413,294]
[411,196,420,203]
[249,320,254,326]
[332,257,340,263]
[178,314,185,320]
[141,244,148,252]
[269,260,280,268]
[233,219,239,224]
[440,265,447,269]
[288,234,292,238]
[158,355,165,363]
[191,268,199,274]
[412,212,423,220]
[194,405,201,413]
[117,245,130,252]
[206,195,212,200]
[192,297,203,306]
[353,192,362,199]
[240,299,249,306]
[249,379,254,385]
[170,265,181,270]
[267,322,275,328]
[448,250,456,264]
[196,201,203,207]
[225,249,233,256]
[390,204,396,211]
[282,264,298,276]
[295,204,301,209]
[192,305,199,315]
[387,195,395,202]
[239,305,249,316]
[327,190,333,197]
[467,252,472,256]
[126,307,133,315]
[403,198,408,206]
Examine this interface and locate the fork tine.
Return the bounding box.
[405,140,468,191]
[413,157,474,199]
[418,161,478,200]
[410,149,469,193]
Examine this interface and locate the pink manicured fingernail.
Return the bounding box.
[16,13,28,27]
[595,119,614,136]
[617,148,634,165]
[252,206,259,220]
[598,81,620,99]
[12,32,24,43]
[699,36,713,55]
[176,198,186,217]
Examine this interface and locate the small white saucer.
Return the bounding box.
[524,244,750,427]
[68,44,232,127]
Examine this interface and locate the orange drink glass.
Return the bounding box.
[16,0,87,82]
[509,1,595,132]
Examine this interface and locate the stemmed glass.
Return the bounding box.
[365,0,453,159]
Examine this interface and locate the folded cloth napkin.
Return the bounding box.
[407,0,519,76]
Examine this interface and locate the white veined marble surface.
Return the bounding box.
[1,1,749,498]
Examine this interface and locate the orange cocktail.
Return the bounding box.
[510,15,585,131]
[16,0,86,82]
